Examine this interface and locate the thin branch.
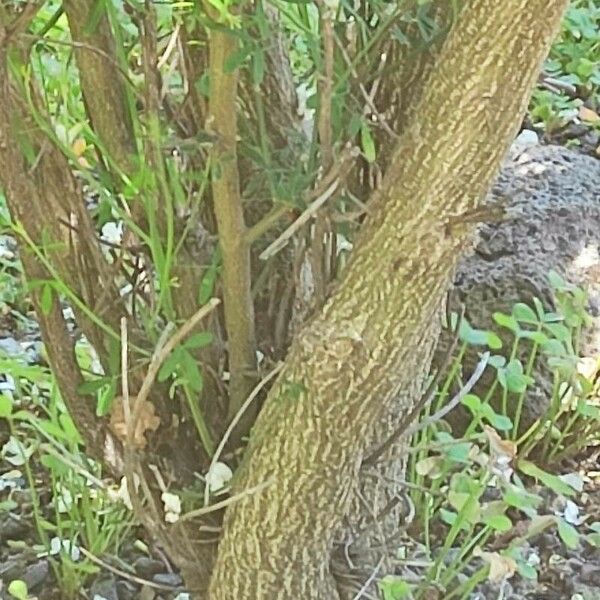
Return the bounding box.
[120,317,131,427]
[333,32,399,141]
[245,203,295,245]
[157,21,180,69]
[317,0,334,170]
[205,363,284,506]
[351,557,384,600]
[407,352,489,436]
[259,180,339,260]
[179,480,274,522]
[127,298,221,445]
[21,34,137,90]
[364,309,465,466]
[40,444,105,489]
[246,147,355,245]
[79,547,178,591]
[3,1,43,42]
[206,16,258,435]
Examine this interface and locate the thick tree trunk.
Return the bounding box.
[208,1,567,598]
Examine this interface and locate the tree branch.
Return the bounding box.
[206,16,257,437]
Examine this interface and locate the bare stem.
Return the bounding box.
[207,20,257,435]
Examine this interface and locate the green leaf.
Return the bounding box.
[96,380,117,417]
[0,499,18,512]
[502,484,542,517]
[518,460,575,496]
[480,405,513,431]
[252,50,265,86]
[439,508,457,525]
[184,332,214,350]
[493,312,520,332]
[443,441,472,463]
[40,283,53,316]
[557,518,579,549]
[543,322,571,342]
[7,579,28,600]
[58,413,82,445]
[158,347,184,382]
[461,393,481,414]
[482,514,513,532]
[497,359,533,393]
[181,350,204,392]
[577,399,600,419]
[448,491,480,524]
[542,339,566,357]
[360,122,376,163]
[77,377,112,395]
[512,303,539,324]
[517,561,538,580]
[488,354,506,368]
[533,297,546,321]
[519,330,548,345]
[548,270,567,290]
[40,454,70,476]
[0,394,13,418]
[459,320,502,349]
[378,577,412,600]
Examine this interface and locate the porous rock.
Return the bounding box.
[436,143,600,427]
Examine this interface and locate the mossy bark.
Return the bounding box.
[208,1,567,598]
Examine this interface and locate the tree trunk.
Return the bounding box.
[63,0,135,173]
[208,1,567,598]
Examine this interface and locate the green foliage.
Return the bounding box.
[402,271,600,598]
[0,354,132,599]
[529,0,599,132]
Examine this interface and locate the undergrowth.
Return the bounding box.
[379,272,600,599]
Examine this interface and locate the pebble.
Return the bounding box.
[22,560,49,590]
[89,575,118,600]
[579,563,600,587]
[133,556,165,579]
[0,559,23,582]
[151,572,182,587]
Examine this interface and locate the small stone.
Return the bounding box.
[151,572,182,587]
[133,556,164,578]
[89,575,118,600]
[137,585,156,600]
[22,560,49,590]
[514,129,539,147]
[579,563,600,587]
[115,580,137,600]
[0,559,23,582]
[0,515,30,541]
[0,337,22,357]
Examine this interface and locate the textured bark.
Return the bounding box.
[208,1,567,598]
[63,0,135,173]
[207,25,258,433]
[373,0,456,150]
[0,41,114,460]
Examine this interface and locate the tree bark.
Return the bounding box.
[207,24,258,435]
[63,0,135,173]
[208,1,567,598]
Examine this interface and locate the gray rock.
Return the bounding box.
[89,575,118,600]
[22,560,49,591]
[133,556,165,578]
[436,145,600,428]
[0,559,23,582]
[151,572,182,587]
[580,563,600,587]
